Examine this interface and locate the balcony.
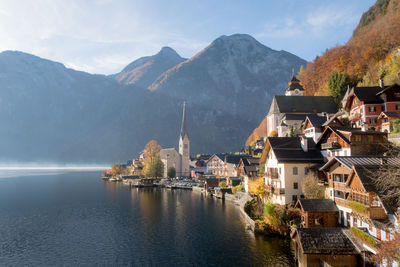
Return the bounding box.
[265,171,279,180]
[336,199,388,219]
[334,197,348,207]
[321,137,340,150]
[333,182,351,192]
[264,185,285,195]
[349,113,362,121]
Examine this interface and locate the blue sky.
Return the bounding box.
[0,0,376,74]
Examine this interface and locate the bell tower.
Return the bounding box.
[178,101,190,177]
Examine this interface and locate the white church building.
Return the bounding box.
[160,102,190,177]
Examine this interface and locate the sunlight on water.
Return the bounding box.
[0,167,108,179]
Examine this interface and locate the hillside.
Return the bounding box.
[298,0,400,96]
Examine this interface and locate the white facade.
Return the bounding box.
[264,149,314,205]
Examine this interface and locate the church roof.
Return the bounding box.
[180,101,189,139]
[269,96,337,115]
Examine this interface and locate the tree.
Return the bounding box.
[393,119,400,133]
[269,130,278,137]
[288,125,295,137]
[167,167,176,178]
[301,175,324,199]
[110,162,122,177]
[219,181,227,188]
[371,233,400,266]
[143,140,164,178]
[328,71,350,102]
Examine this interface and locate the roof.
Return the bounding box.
[285,75,305,92]
[305,114,327,127]
[379,111,400,118]
[322,111,345,127]
[352,86,384,104]
[180,101,189,139]
[296,199,338,212]
[272,95,338,114]
[317,126,387,145]
[351,165,398,214]
[267,137,324,163]
[320,156,400,171]
[295,228,358,255]
[225,154,250,165]
[376,84,400,96]
[282,113,309,121]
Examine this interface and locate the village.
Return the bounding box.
[102,76,400,267]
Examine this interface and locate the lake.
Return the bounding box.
[0,170,295,266]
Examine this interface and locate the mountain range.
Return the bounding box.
[0,34,306,163]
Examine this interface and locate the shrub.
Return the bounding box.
[349,201,367,213]
[232,184,244,194]
[218,181,227,188]
[392,119,400,133]
[263,202,282,226]
[351,227,377,247]
[244,201,253,217]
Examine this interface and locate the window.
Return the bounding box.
[368,106,377,112]
[293,167,298,175]
[293,182,298,189]
[292,195,298,202]
[304,167,309,175]
[354,135,362,142]
[367,135,374,142]
[397,104,400,111]
[395,92,400,98]
[369,118,377,124]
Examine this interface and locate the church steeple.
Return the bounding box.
[180,101,189,139]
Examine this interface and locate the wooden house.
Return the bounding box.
[378,111,400,133]
[343,83,400,130]
[302,113,343,143]
[292,228,360,267]
[295,199,338,228]
[317,126,388,158]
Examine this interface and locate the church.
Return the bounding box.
[266,76,338,137]
[160,102,191,177]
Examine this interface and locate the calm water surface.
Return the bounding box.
[0,170,295,266]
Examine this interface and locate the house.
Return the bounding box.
[320,156,400,228]
[206,154,226,177]
[266,76,338,136]
[292,228,360,267]
[302,113,343,143]
[295,199,339,228]
[204,178,224,190]
[261,136,324,205]
[378,111,400,133]
[317,126,388,157]
[343,82,400,130]
[237,157,259,179]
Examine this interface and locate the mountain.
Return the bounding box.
[0,34,306,163]
[148,34,306,122]
[298,0,400,96]
[114,47,186,88]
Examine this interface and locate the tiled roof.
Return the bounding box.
[296,228,358,255]
[337,156,400,169]
[268,137,324,163]
[297,199,338,212]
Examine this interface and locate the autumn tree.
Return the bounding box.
[143,140,164,178]
[301,175,324,199]
[371,233,400,266]
[110,162,122,177]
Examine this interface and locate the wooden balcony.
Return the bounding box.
[333,182,351,192]
[334,197,348,207]
[272,188,285,195]
[336,198,388,219]
[321,140,341,150]
[265,171,279,180]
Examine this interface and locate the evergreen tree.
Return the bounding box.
[167,167,176,178]
[328,71,350,102]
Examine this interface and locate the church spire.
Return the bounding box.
[180,101,189,139]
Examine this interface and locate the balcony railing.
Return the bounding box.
[335,198,388,219]
[264,185,285,195]
[321,142,341,150]
[333,182,351,192]
[265,171,279,179]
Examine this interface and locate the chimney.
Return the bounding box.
[301,136,308,152]
[379,79,384,88]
